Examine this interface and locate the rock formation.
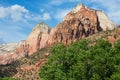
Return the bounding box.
[0,43,18,65]
[96,11,116,30]
[0,22,50,65]
[15,22,50,56]
[0,43,18,55]
[48,3,116,45]
[0,3,117,65]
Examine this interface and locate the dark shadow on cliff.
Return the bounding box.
[0,61,20,78]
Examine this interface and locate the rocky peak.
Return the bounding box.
[32,22,50,34]
[48,3,117,46]
[0,3,117,65]
[72,3,87,13]
[4,22,51,64]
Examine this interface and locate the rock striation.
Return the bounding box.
[15,22,50,56]
[0,3,117,65]
[0,22,50,65]
[48,3,116,45]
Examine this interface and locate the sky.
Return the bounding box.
[0,0,120,44]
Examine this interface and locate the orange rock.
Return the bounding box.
[48,4,101,46]
[0,4,117,65]
[14,22,50,57]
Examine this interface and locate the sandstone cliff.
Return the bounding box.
[0,3,117,65]
[48,3,116,45]
[96,11,116,30]
[15,22,50,56]
[0,22,50,65]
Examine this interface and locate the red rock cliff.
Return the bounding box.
[0,3,117,65]
[48,4,102,45]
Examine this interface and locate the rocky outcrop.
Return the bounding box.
[0,22,50,65]
[0,43,18,55]
[0,3,117,65]
[0,43,18,65]
[96,11,117,30]
[48,3,101,45]
[48,3,116,46]
[15,22,50,56]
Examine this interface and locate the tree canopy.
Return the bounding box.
[39,39,120,80]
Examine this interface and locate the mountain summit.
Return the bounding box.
[48,3,116,46]
[0,3,117,65]
[72,3,87,13]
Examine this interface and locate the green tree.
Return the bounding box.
[39,39,120,80]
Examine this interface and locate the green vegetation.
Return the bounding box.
[0,77,17,80]
[39,39,120,80]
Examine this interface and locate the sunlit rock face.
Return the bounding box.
[48,4,100,45]
[48,4,116,46]
[0,22,50,65]
[96,11,116,30]
[15,22,50,56]
[0,3,117,65]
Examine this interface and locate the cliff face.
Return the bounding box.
[0,23,50,65]
[15,22,50,57]
[0,3,117,65]
[48,3,116,45]
[96,11,116,30]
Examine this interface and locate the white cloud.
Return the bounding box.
[0,7,9,18]
[10,4,29,22]
[42,13,51,20]
[0,4,29,22]
[0,4,51,22]
[30,13,51,21]
[54,9,71,21]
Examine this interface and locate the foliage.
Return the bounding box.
[0,77,17,80]
[39,39,120,80]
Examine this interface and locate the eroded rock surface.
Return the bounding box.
[0,43,18,55]
[15,22,50,56]
[48,4,101,45]
[0,22,50,65]
[0,3,117,65]
[96,11,116,30]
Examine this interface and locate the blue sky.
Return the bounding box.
[0,0,120,44]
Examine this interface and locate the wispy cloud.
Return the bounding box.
[0,24,27,43]
[31,13,51,21]
[0,37,5,44]
[54,8,71,22]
